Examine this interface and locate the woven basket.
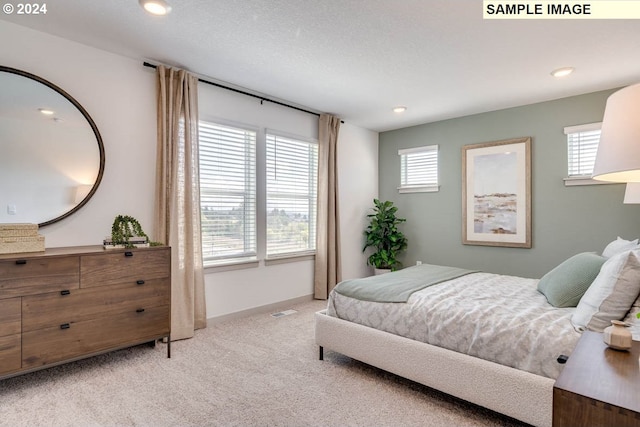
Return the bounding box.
[0,235,45,254]
[0,223,39,238]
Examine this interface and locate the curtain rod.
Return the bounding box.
[143,61,324,118]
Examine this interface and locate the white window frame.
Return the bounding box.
[198,120,318,268]
[397,145,439,193]
[265,130,318,259]
[563,122,611,186]
[198,119,258,265]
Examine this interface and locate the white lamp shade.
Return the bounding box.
[592,83,640,182]
[624,183,640,204]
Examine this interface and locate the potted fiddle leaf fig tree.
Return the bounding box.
[363,199,408,274]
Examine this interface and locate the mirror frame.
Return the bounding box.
[1,65,105,227]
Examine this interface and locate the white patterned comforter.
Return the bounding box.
[327,271,581,379]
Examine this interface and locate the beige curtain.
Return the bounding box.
[154,65,207,340]
[314,114,342,299]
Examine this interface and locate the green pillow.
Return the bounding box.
[537,252,606,307]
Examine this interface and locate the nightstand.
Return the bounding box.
[553,331,640,427]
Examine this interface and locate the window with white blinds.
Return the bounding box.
[398,145,439,193]
[199,121,257,262]
[564,122,602,185]
[266,133,318,256]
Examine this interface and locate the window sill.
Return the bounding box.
[564,177,616,187]
[265,252,315,266]
[204,258,259,273]
[398,185,439,194]
[203,252,316,272]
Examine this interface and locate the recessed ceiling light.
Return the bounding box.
[38,108,54,115]
[139,0,171,16]
[551,67,574,78]
[393,106,407,113]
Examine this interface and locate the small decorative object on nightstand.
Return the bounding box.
[604,320,633,350]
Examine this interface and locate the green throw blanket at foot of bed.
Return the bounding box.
[333,264,478,303]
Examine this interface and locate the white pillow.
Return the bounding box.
[602,237,639,258]
[572,249,640,332]
[623,284,640,323]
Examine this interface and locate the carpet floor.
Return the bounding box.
[0,299,529,426]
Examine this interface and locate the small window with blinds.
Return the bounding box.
[266,132,318,257]
[564,122,604,186]
[398,145,439,193]
[199,121,257,262]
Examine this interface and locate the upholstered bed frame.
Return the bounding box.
[315,310,554,427]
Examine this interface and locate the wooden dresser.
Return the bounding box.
[0,245,171,380]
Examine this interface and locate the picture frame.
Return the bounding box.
[462,137,531,248]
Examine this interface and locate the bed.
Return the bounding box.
[315,246,640,427]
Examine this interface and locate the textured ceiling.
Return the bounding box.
[2,0,640,132]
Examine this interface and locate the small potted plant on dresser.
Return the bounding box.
[104,215,159,249]
[362,199,408,275]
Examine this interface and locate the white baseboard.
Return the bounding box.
[206,294,315,326]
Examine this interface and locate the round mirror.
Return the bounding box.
[0,66,105,227]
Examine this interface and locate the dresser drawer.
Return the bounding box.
[0,334,21,375]
[0,298,21,337]
[22,278,170,332]
[22,306,170,368]
[0,256,79,298]
[0,298,22,375]
[22,304,170,368]
[80,248,170,288]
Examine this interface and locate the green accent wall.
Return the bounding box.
[379,89,640,278]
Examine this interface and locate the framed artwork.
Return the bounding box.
[462,137,531,248]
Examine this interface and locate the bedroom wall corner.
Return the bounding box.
[337,123,379,280]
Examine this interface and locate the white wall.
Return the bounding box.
[0,21,157,247]
[0,21,378,320]
[337,123,379,280]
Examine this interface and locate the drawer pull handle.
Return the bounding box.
[124,251,134,257]
[136,308,145,313]
[60,290,71,296]
[136,280,145,285]
[60,323,70,330]
[15,260,27,265]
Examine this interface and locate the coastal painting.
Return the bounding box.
[462,137,531,248]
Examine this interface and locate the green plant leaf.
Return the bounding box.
[111,215,157,247]
[362,199,408,269]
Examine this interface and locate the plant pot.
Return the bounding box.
[374,268,391,276]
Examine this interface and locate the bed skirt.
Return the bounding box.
[315,310,553,427]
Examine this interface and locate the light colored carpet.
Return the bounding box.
[0,299,528,426]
